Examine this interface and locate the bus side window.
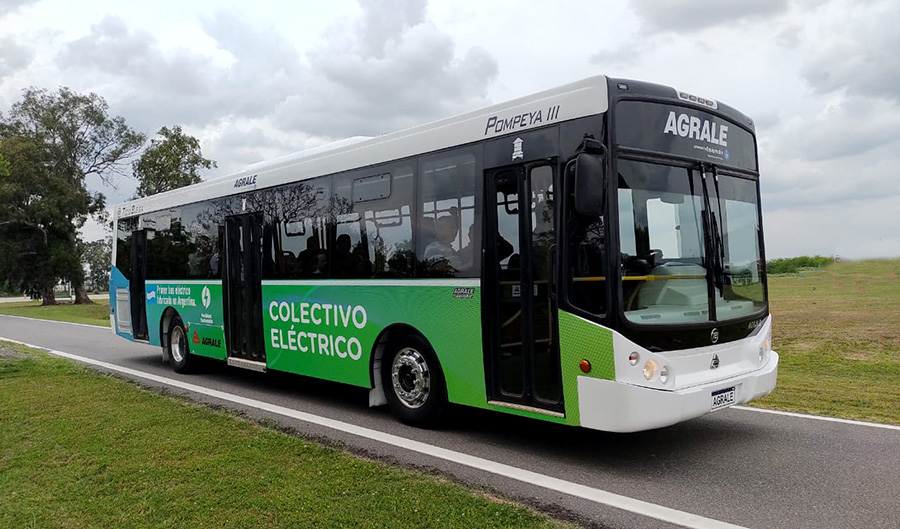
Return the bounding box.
[115,217,138,278]
[143,208,193,280]
[276,180,331,279]
[567,165,607,316]
[181,201,222,279]
[417,149,481,278]
[334,164,414,278]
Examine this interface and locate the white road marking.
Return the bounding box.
[0,313,108,329]
[2,314,898,434]
[732,406,900,431]
[0,336,746,529]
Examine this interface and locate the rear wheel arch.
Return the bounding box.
[159,307,180,362]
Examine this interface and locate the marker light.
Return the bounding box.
[642,360,658,380]
[629,352,640,366]
[659,366,670,384]
[579,359,592,373]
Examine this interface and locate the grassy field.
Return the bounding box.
[1,260,897,425]
[752,258,900,424]
[0,299,110,326]
[0,342,569,529]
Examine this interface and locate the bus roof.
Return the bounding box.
[114,75,610,220]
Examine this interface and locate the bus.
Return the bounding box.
[110,76,778,433]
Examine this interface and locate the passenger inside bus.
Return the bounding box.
[424,214,465,273]
[332,233,356,277]
[296,235,321,277]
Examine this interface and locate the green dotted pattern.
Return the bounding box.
[557,310,616,426]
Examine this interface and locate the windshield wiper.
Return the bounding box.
[700,166,726,298]
[709,167,727,294]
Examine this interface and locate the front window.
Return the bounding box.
[617,159,765,325]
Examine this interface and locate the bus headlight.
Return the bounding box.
[629,352,640,366]
[659,366,670,384]
[642,359,658,380]
[760,334,772,365]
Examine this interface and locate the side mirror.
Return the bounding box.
[573,153,605,216]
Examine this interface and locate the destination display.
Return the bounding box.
[615,101,758,171]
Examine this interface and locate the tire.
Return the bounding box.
[381,334,447,427]
[167,316,195,374]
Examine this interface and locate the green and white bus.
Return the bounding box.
[110,76,777,432]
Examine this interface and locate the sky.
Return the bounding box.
[1,0,898,259]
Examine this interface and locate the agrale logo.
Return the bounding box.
[202,286,212,309]
[201,336,221,348]
[233,174,258,189]
[192,330,200,344]
[453,287,475,299]
[710,354,720,370]
[663,111,729,147]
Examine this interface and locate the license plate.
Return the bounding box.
[711,387,736,411]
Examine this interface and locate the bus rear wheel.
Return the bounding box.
[382,335,446,427]
[168,316,195,374]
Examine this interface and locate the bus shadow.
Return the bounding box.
[135,354,771,474]
[439,404,773,474]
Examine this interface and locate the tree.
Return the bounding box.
[133,125,216,198]
[0,140,8,177]
[0,134,81,304]
[81,238,112,292]
[0,86,145,304]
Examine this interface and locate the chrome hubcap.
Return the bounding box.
[391,348,430,409]
[170,326,186,363]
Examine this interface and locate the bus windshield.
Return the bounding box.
[617,158,765,325]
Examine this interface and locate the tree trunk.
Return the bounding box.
[69,231,94,305]
[72,282,94,304]
[41,284,57,306]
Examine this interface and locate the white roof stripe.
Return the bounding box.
[115,75,609,219]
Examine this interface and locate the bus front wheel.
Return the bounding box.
[382,335,446,426]
[168,316,195,374]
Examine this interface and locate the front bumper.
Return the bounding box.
[577,351,779,433]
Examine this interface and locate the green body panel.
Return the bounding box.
[261,281,487,406]
[143,280,619,426]
[556,310,616,426]
[144,280,227,360]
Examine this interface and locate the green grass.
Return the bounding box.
[751,258,900,424]
[0,299,110,326]
[0,342,570,529]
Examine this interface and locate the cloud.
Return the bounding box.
[590,39,655,68]
[770,96,900,162]
[628,0,789,33]
[764,195,900,259]
[59,17,208,95]
[0,37,33,77]
[204,125,300,175]
[56,13,307,132]
[800,1,900,103]
[273,0,498,137]
[0,0,39,17]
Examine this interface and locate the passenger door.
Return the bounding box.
[129,228,149,340]
[484,162,563,412]
[223,213,266,365]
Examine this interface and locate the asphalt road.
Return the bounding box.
[1,315,897,529]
